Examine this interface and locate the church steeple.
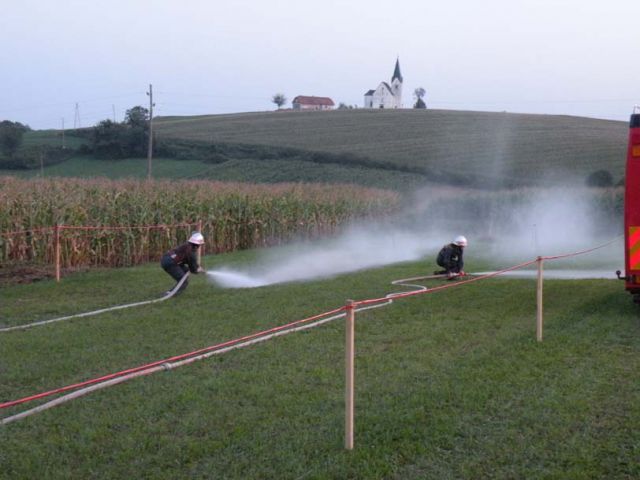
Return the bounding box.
[391,57,403,83]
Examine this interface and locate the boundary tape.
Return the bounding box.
[0,236,622,425]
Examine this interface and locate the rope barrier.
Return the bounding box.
[354,259,538,307]
[0,305,346,417]
[0,227,54,237]
[0,222,199,238]
[0,236,621,425]
[540,235,621,261]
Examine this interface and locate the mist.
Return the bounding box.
[207,186,622,289]
[207,224,446,288]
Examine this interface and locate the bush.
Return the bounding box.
[0,145,73,170]
[586,169,613,187]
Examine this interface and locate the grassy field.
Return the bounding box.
[1,248,638,479]
[153,109,628,186]
[0,155,425,191]
[2,109,628,190]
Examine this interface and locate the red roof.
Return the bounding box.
[292,96,335,106]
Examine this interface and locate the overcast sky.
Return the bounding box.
[1,0,639,129]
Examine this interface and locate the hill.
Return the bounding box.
[154,109,628,187]
[2,109,628,190]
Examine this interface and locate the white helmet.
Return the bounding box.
[453,235,468,247]
[188,232,205,245]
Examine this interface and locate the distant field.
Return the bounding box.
[154,109,629,186]
[0,155,426,191]
[0,156,201,180]
[4,109,628,190]
[21,129,87,150]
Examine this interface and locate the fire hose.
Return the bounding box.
[0,272,191,333]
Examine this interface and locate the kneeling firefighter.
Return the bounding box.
[161,232,205,295]
[435,235,467,278]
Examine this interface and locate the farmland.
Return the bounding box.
[1,109,628,190]
[0,108,636,478]
[1,250,638,479]
[153,109,628,187]
[0,176,397,270]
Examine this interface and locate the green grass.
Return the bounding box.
[154,109,628,186]
[3,109,627,190]
[22,130,87,149]
[0,155,427,190]
[1,249,638,479]
[0,155,203,179]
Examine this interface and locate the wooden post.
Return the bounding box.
[146,84,154,181]
[345,299,355,450]
[536,256,544,342]
[54,224,61,283]
[197,220,203,266]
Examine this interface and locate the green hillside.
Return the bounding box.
[154,109,628,186]
[3,109,628,190]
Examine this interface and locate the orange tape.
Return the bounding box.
[629,227,640,270]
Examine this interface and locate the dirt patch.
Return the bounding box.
[0,265,54,286]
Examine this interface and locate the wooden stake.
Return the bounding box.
[54,224,61,283]
[197,220,203,266]
[345,299,355,450]
[536,256,544,342]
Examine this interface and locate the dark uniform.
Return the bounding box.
[161,242,201,294]
[435,243,464,276]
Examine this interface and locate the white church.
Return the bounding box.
[364,58,403,109]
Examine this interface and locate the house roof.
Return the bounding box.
[364,89,375,96]
[392,58,403,83]
[292,96,335,106]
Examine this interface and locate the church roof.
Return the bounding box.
[381,82,394,94]
[364,89,375,96]
[392,58,403,83]
[292,95,335,106]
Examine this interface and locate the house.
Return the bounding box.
[292,96,335,111]
[364,58,403,109]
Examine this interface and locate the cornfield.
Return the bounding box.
[0,177,399,272]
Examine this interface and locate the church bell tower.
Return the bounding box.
[391,57,403,108]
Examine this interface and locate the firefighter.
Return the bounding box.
[161,232,205,295]
[434,235,467,278]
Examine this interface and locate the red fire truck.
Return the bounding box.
[618,109,640,302]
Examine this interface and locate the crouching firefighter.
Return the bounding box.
[435,235,467,279]
[161,232,205,296]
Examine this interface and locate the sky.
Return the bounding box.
[1,0,639,130]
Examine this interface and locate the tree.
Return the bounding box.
[413,87,427,109]
[123,106,149,157]
[586,169,614,187]
[272,93,287,109]
[91,120,127,158]
[124,106,149,128]
[0,120,28,157]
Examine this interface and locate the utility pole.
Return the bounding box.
[74,103,81,129]
[146,84,154,180]
[112,104,116,122]
[61,118,66,149]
